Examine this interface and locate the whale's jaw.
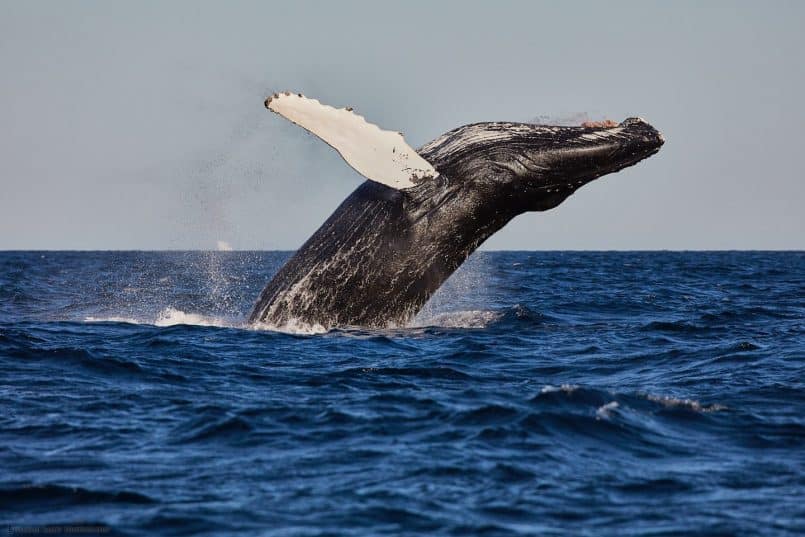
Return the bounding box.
[419,117,664,214]
[554,117,665,184]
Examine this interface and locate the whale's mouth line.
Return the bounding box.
[536,140,663,194]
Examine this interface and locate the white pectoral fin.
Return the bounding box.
[266,92,438,190]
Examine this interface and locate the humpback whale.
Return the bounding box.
[250,93,664,329]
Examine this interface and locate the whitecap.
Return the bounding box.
[85,307,235,329]
[596,401,620,419]
[153,307,228,327]
[540,384,579,394]
[645,394,726,413]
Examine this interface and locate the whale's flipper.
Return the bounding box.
[266,92,438,190]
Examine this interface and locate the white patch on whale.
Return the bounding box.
[266,92,438,190]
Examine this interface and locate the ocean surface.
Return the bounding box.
[1,251,803,536]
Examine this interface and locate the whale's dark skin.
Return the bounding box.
[250,118,664,328]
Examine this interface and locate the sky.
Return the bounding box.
[1,0,803,250]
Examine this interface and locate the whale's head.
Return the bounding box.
[419,117,664,214]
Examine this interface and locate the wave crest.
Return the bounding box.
[86,307,329,335]
[85,307,231,328]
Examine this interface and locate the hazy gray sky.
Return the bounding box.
[1,1,803,250]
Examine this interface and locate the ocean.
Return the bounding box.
[1,251,803,535]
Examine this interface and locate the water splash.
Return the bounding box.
[251,317,328,335]
[86,307,504,334]
[85,307,234,328]
[412,310,501,329]
[414,252,493,325]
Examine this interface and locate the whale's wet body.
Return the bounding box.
[250,96,663,329]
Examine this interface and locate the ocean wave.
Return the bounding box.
[596,401,620,419]
[85,307,235,328]
[3,251,801,535]
[83,306,518,334]
[540,384,580,395]
[173,415,255,444]
[0,484,155,507]
[530,385,726,420]
[644,393,727,413]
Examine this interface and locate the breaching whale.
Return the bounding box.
[250,92,664,329]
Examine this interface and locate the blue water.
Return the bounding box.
[1,251,803,536]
